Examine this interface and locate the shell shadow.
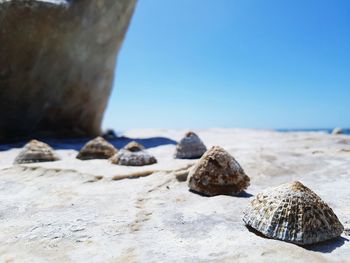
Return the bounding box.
[189,189,253,198]
[302,236,348,253]
[0,135,177,151]
[236,191,254,198]
[246,225,348,253]
[246,225,272,239]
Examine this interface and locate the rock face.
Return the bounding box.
[188,146,250,196]
[1,129,350,262]
[14,139,60,164]
[332,128,343,135]
[243,181,344,245]
[0,0,137,140]
[76,136,117,160]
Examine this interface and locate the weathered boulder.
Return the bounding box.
[332,127,343,135]
[0,0,136,140]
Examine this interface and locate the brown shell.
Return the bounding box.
[175,131,207,159]
[110,148,157,166]
[14,139,60,164]
[187,146,250,196]
[77,136,117,160]
[123,141,145,152]
[243,181,344,245]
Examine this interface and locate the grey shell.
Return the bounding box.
[188,146,250,196]
[175,131,207,159]
[243,181,344,245]
[110,142,157,166]
[77,136,117,160]
[14,139,60,164]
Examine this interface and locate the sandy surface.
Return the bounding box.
[0,129,350,262]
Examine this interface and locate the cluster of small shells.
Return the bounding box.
[181,133,344,245]
[13,137,158,167]
[12,131,344,245]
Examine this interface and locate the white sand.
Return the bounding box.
[0,129,349,262]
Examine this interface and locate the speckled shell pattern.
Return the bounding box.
[175,132,207,159]
[188,146,250,196]
[110,150,157,166]
[242,181,344,245]
[110,142,157,166]
[14,140,60,164]
[77,137,117,160]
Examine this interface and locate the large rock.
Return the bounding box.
[332,127,343,135]
[0,129,350,262]
[0,0,136,140]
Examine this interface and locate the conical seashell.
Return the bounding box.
[243,181,344,245]
[123,141,145,152]
[188,146,250,196]
[110,142,157,166]
[175,131,207,159]
[77,136,117,160]
[14,139,60,164]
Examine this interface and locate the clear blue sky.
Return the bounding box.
[102,0,350,130]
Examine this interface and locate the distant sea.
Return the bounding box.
[277,128,350,135]
[0,128,349,152]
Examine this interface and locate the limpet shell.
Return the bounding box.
[14,139,60,164]
[77,136,117,160]
[175,131,207,159]
[243,181,344,245]
[188,146,250,196]
[110,142,157,166]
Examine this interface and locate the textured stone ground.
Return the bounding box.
[0,129,349,262]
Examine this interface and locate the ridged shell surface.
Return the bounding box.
[243,181,344,245]
[123,141,145,152]
[14,139,60,164]
[77,136,117,160]
[110,142,157,166]
[175,131,207,159]
[188,146,250,196]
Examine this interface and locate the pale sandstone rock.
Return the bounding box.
[332,128,343,135]
[0,0,136,139]
[1,129,349,262]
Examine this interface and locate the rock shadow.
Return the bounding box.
[0,135,177,151]
[246,225,272,239]
[189,189,253,198]
[236,191,254,198]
